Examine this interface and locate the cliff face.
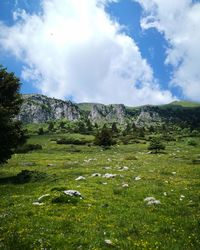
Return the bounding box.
[135,107,162,127]
[19,95,128,124]
[89,104,127,123]
[18,94,81,123]
[18,94,200,129]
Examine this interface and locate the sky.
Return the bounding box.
[0,0,200,106]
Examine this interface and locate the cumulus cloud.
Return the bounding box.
[0,0,174,105]
[136,0,200,101]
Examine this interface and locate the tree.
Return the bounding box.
[48,121,54,131]
[94,124,115,148]
[111,122,118,134]
[0,65,26,164]
[38,127,44,135]
[148,137,165,153]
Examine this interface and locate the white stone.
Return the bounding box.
[75,176,86,181]
[64,190,82,197]
[144,196,161,205]
[118,166,129,171]
[91,173,101,177]
[105,239,113,245]
[135,176,141,181]
[144,197,156,202]
[33,202,44,206]
[38,194,50,202]
[103,173,116,178]
[122,183,129,188]
[147,200,161,205]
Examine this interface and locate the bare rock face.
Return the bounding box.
[18,94,80,123]
[135,107,161,127]
[89,104,126,123]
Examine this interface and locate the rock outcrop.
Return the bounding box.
[135,106,161,127]
[18,94,81,123]
[89,104,126,123]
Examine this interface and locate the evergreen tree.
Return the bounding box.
[48,121,54,131]
[111,122,118,134]
[86,119,93,133]
[94,124,115,148]
[0,65,26,164]
[148,137,165,153]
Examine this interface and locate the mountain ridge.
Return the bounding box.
[18,94,200,129]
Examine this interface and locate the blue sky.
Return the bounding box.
[0,0,200,105]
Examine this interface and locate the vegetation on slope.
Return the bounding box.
[0,122,200,249]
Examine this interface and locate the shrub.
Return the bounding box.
[94,125,115,148]
[187,139,197,146]
[148,138,165,153]
[15,170,48,183]
[37,127,44,135]
[56,137,90,145]
[15,144,42,153]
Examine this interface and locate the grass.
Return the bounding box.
[0,133,200,249]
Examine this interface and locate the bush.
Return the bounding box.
[94,125,115,148]
[187,139,197,146]
[148,138,165,153]
[56,137,90,145]
[15,170,48,183]
[52,194,80,204]
[37,127,44,135]
[15,144,42,153]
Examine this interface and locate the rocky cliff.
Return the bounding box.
[89,104,126,123]
[18,94,200,129]
[18,94,81,123]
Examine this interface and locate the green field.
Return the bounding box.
[0,133,200,249]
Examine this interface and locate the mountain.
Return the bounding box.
[18,94,200,129]
[18,94,81,123]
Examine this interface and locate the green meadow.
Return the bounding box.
[0,132,200,250]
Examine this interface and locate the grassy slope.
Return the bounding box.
[0,134,200,249]
[169,101,200,108]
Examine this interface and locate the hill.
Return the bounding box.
[18,94,200,130]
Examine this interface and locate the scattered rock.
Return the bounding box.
[172,172,176,175]
[91,173,101,177]
[75,176,86,181]
[103,173,116,178]
[118,166,129,171]
[163,192,167,196]
[134,176,141,181]
[122,183,129,188]
[84,159,92,163]
[47,163,55,167]
[32,202,44,206]
[144,197,161,205]
[103,166,112,170]
[38,194,50,202]
[63,190,82,197]
[105,239,113,245]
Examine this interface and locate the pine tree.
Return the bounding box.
[0,65,26,164]
[148,137,165,153]
[94,124,115,148]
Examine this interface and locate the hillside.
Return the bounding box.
[18,94,200,129]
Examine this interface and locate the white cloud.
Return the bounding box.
[136,0,200,101]
[0,0,174,106]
